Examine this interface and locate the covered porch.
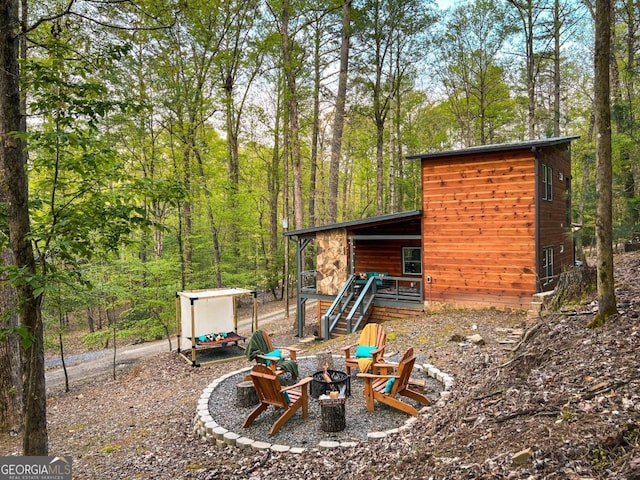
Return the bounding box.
[285,211,425,339]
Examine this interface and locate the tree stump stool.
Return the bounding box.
[319,397,346,432]
[316,350,333,371]
[236,380,258,407]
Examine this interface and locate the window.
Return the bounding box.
[542,247,554,286]
[542,163,553,201]
[402,247,422,275]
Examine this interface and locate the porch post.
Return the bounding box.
[296,236,304,337]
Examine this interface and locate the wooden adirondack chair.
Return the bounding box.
[245,330,301,381]
[357,347,431,416]
[343,323,386,375]
[242,364,313,435]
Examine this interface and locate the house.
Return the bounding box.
[285,136,579,339]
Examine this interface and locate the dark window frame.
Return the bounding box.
[542,246,554,286]
[402,247,422,276]
[542,163,553,201]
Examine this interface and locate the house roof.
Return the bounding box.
[284,210,422,237]
[406,135,580,160]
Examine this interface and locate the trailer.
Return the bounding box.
[176,288,256,366]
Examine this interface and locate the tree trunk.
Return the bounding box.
[553,0,561,137]
[268,84,282,300]
[0,249,23,434]
[592,0,617,325]
[309,17,321,227]
[328,0,351,224]
[193,147,223,287]
[0,0,48,454]
[526,0,536,139]
[225,77,241,260]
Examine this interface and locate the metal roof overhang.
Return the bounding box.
[406,135,580,161]
[284,210,422,238]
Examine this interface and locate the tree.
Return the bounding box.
[352,0,433,214]
[328,0,351,223]
[507,0,547,139]
[591,0,616,324]
[0,0,48,455]
[0,248,23,434]
[435,0,516,146]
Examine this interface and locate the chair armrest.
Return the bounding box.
[370,346,384,354]
[277,346,302,360]
[372,361,396,369]
[281,346,302,353]
[357,373,398,380]
[372,361,395,375]
[281,376,313,392]
[256,353,280,362]
[342,344,357,358]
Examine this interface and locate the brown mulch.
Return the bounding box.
[1,253,639,479]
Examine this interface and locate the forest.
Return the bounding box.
[0,0,638,456]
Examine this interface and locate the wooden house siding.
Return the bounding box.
[421,150,538,308]
[352,239,422,277]
[537,144,574,290]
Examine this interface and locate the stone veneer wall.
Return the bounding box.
[316,229,348,296]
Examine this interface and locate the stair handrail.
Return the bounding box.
[322,275,357,339]
[346,275,377,333]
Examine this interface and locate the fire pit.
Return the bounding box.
[310,369,351,398]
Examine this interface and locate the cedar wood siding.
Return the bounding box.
[536,144,574,291]
[352,239,422,277]
[421,149,537,308]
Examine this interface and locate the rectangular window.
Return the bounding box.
[542,246,554,286]
[542,163,553,201]
[402,247,422,275]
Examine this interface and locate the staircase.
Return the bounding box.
[321,274,378,340]
[329,297,374,338]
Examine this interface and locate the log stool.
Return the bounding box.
[316,350,334,371]
[319,397,346,432]
[236,380,258,407]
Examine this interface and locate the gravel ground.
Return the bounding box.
[207,354,443,448]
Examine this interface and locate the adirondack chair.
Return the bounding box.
[245,330,301,381]
[342,323,386,375]
[242,364,313,435]
[357,347,431,416]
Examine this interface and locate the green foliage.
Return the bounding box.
[8,0,636,358]
[590,424,640,472]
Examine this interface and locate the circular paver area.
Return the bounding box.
[194,355,454,453]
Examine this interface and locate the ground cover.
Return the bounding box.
[1,252,638,479]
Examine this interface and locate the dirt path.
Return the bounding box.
[44,300,313,391]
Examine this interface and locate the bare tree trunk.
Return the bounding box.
[375,120,385,215]
[0,249,23,434]
[268,82,282,301]
[193,148,223,287]
[553,0,561,136]
[526,0,536,139]
[181,145,193,286]
[591,0,617,325]
[279,0,303,232]
[508,0,537,139]
[309,16,321,227]
[328,0,351,223]
[0,0,48,454]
